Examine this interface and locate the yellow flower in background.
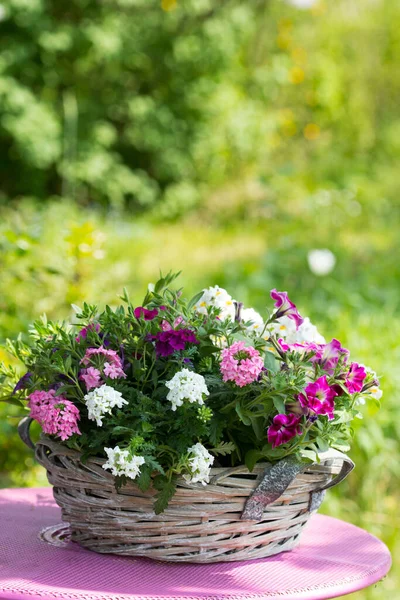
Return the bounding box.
[161,0,177,11]
[291,47,307,65]
[289,66,305,84]
[279,109,297,137]
[304,123,321,140]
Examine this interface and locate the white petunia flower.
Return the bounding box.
[165,369,209,411]
[268,315,325,344]
[307,249,336,276]
[102,446,145,479]
[194,285,235,321]
[84,384,128,426]
[241,307,264,334]
[367,386,383,401]
[184,443,214,485]
[286,0,317,9]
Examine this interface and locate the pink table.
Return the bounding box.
[0,488,391,600]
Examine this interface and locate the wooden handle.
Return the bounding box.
[18,416,36,450]
[316,449,355,491]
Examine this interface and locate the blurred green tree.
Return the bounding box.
[0,0,266,213]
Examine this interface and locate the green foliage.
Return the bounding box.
[0,0,262,212]
[1,0,400,221]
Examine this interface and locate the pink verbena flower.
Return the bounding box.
[270,289,304,329]
[81,346,126,380]
[28,390,81,441]
[345,362,367,394]
[81,346,120,365]
[103,361,125,379]
[298,375,338,420]
[220,341,264,387]
[79,367,102,390]
[268,414,302,448]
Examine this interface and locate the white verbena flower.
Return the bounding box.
[241,307,264,334]
[102,446,145,479]
[84,384,128,426]
[165,369,209,411]
[307,249,336,276]
[184,443,214,485]
[194,285,235,321]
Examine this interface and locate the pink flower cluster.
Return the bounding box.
[80,346,126,390]
[28,390,81,441]
[220,341,264,387]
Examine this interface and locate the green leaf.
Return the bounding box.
[0,395,24,407]
[199,345,219,357]
[272,396,286,414]
[249,415,264,440]
[136,465,152,492]
[210,441,236,456]
[187,291,204,310]
[235,403,252,425]
[331,439,351,452]
[153,475,176,514]
[316,436,329,452]
[245,449,264,471]
[264,351,279,374]
[300,449,319,463]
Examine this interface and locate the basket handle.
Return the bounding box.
[18,416,36,450]
[313,449,355,492]
[241,450,354,521]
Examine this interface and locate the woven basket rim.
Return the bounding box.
[36,434,275,477]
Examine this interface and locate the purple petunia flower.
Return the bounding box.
[345,362,367,394]
[12,371,32,394]
[270,289,304,329]
[298,375,338,420]
[152,328,199,357]
[267,414,302,448]
[134,306,159,321]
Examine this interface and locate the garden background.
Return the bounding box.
[0,0,399,597]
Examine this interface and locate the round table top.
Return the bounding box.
[0,488,391,600]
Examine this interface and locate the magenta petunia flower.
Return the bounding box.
[134,306,159,321]
[267,414,302,448]
[345,362,367,394]
[79,367,102,390]
[270,289,304,329]
[317,339,349,374]
[220,341,264,387]
[76,323,100,342]
[28,390,81,441]
[298,375,338,420]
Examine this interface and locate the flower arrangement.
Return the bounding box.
[0,273,381,514]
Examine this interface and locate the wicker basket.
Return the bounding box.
[19,417,354,563]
